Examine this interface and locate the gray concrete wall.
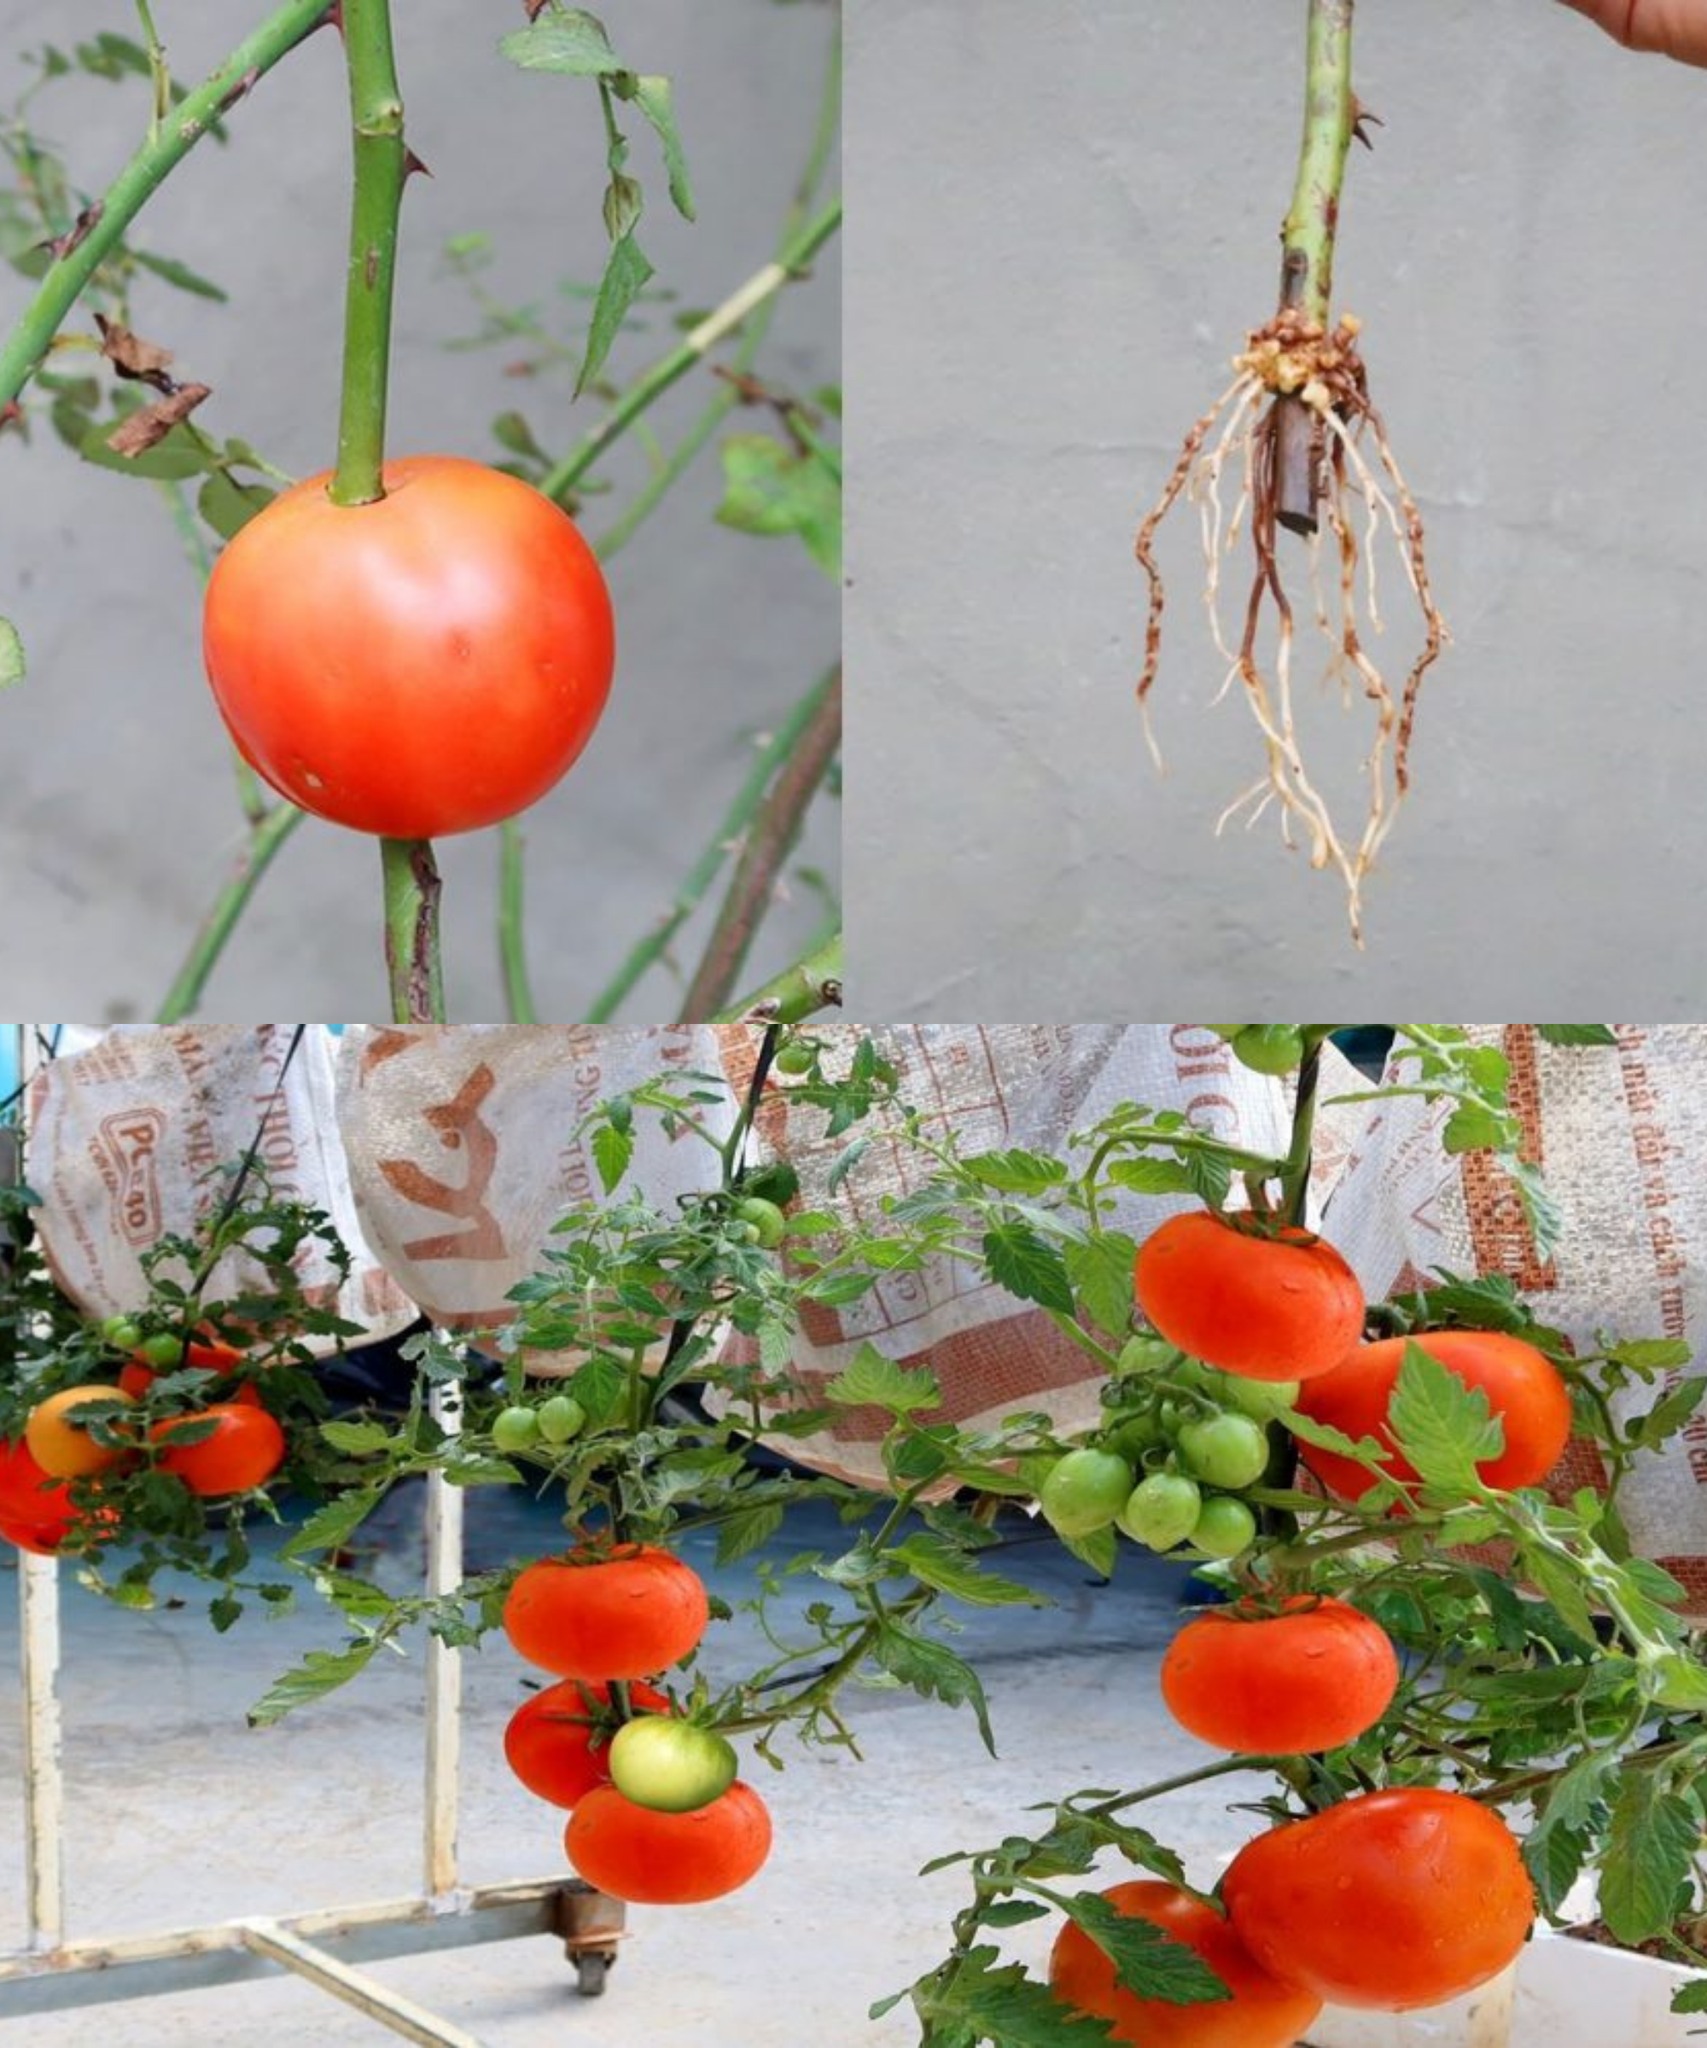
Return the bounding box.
[845,0,1707,1018]
[0,0,839,1022]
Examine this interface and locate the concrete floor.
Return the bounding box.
[0,1484,1263,2046]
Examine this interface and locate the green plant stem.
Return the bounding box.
[1277,1028,1332,1226]
[330,0,405,504]
[711,929,842,1027]
[381,838,445,1023]
[679,667,841,1021]
[497,820,535,1023]
[540,196,841,509]
[1275,0,1357,534]
[0,0,332,410]
[155,804,305,1022]
[585,668,837,1021]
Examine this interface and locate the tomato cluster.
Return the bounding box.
[500,1544,771,1906]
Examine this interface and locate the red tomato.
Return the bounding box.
[202,455,615,838]
[151,1404,286,1496]
[0,1436,74,1524]
[1160,1596,1399,1754]
[503,1677,669,1809]
[564,1780,772,1905]
[120,1341,260,1403]
[1222,1788,1534,2010]
[1134,1213,1363,1382]
[1294,1329,1572,1500]
[503,1546,710,1680]
[1048,1880,1321,2048]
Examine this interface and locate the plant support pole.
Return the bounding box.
[1275,0,1357,534]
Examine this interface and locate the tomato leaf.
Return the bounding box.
[1536,1024,1617,1047]
[713,1499,786,1565]
[1386,1343,1503,1493]
[198,469,275,541]
[963,1149,1069,1196]
[1599,1775,1700,1945]
[872,1619,996,1755]
[319,1418,394,1455]
[983,1222,1075,1315]
[1062,1892,1230,2005]
[0,617,23,688]
[1063,1231,1138,1343]
[1628,1375,1707,1450]
[888,1531,1047,1609]
[928,1951,1124,2043]
[280,1483,389,1561]
[623,74,695,220]
[716,432,841,579]
[592,1118,633,1196]
[1105,1156,1194,1197]
[498,10,623,76]
[131,246,228,302]
[825,1342,940,1416]
[246,1640,380,1727]
[1052,1521,1118,1580]
[578,227,654,395]
[78,413,211,481]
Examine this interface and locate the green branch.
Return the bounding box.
[155,804,305,1022]
[381,838,444,1023]
[0,0,332,410]
[1280,0,1356,324]
[330,0,406,504]
[712,930,842,1027]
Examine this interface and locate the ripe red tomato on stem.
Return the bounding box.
[151,1403,286,1496]
[1160,1595,1399,1754]
[503,1545,710,1680]
[1294,1329,1572,1500]
[564,1779,773,1904]
[503,1677,669,1809]
[1222,1787,1535,2010]
[202,455,615,838]
[1134,1212,1363,1383]
[1048,1880,1321,2048]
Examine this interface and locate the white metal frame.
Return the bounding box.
[0,1025,624,2039]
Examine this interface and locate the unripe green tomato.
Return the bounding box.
[1176,1411,1270,1490]
[1106,1413,1166,1463]
[1038,1447,1136,1538]
[1207,1369,1301,1421]
[100,1316,144,1352]
[773,1041,816,1076]
[1114,1334,1179,1379]
[1191,1495,1259,1558]
[138,1332,184,1369]
[537,1395,587,1446]
[608,1716,738,1814]
[1117,1471,1203,1550]
[492,1406,541,1453]
[734,1197,788,1249]
[1230,1025,1307,1076]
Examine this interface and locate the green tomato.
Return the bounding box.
[1038,1447,1135,1538]
[1117,1471,1203,1551]
[1176,1411,1270,1490]
[138,1332,184,1369]
[1230,1025,1307,1076]
[1206,1369,1301,1421]
[537,1394,587,1447]
[100,1316,144,1352]
[1106,1413,1166,1463]
[608,1715,738,1814]
[492,1406,541,1453]
[734,1196,788,1249]
[1114,1334,1180,1379]
[773,1041,816,1076]
[1190,1495,1259,1558]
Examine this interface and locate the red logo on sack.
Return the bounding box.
[94,1109,167,1245]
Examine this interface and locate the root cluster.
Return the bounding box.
[1135,310,1446,941]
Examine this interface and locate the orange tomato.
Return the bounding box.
[564,1780,772,1904]
[24,1385,139,1478]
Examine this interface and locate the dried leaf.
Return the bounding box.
[107,383,210,457]
[46,202,102,261]
[94,314,175,389]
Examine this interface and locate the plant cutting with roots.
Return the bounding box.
[1135,0,1446,942]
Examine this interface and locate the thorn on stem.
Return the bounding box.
[1350,96,1383,150]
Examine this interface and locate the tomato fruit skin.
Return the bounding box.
[1117,1471,1202,1550]
[1048,1880,1321,2048]
[772,1041,816,1076]
[1160,1597,1399,1753]
[120,1340,260,1404]
[733,1197,788,1249]
[492,1406,542,1454]
[608,1715,738,1813]
[1134,1213,1363,1383]
[1175,1411,1269,1490]
[1039,1447,1135,1537]
[1230,1025,1307,1077]
[202,455,615,838]
[0,1436,75,1523]
[1207,1369,1300,1422]
[536,1394,586,1447]
[503,1545,710,1680]
[25,1385,139,1478]
[1188,1496,1257,1559]
[564,1779,772,1904]
[151,1403,286,1495]
[1295,1330,1572,1501]
[503,1677,668,1809]
[1224,1788,1534,2010]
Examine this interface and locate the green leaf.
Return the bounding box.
[627,75,695,219]
[1630,1377,1707,1451]
[79,416,212,482]
[1536,1024,1616,1047]
[964,1149,1069,1196]
[577,228,653,395]
[1440,1102,1508,1153]
[888,1531,1046,1608]
[1063,1232,1138,1342]
[824,1342,940,1416]
[132,246,228,302]
[280,1484,388,1560]
[983,1222,1075,1315]
[1053,1521,1119,1579]
[1106,1158,1194,1197]
[198,470,275,541]
[498,11,622,76]
[319,1419,394,1455]
[1673,1979,1707,2014]
[716,432,841,579]
[714,1499,786,1565]
[247,1641,380,1727]
[1064,1891,1229,2005]
[1517,1543,1599,1649]
[872,1620,996,1754]
[982,1900,1053,1929]
[592,1119,633,1196]
[0,618,23,688]
[923,1948,1122,2045]
[1386,1343,1503,1493]
[1600,1775,1699,1945]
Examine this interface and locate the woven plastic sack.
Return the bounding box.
[26,1024,416,1349]
[336,1025,734,1343]
[1313,1025,1707,1608]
